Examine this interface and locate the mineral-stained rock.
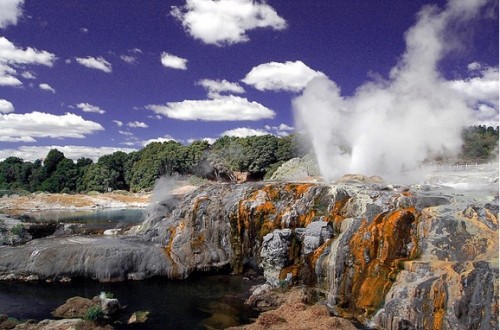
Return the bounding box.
[51,296,99,318]
[0,180,497,329]
[0,236,174,281]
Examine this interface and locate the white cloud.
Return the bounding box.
[187,137,216,145]
[471,104,498,128]
[146,95,275,121]
[449,64,499,108]
[0,145,137,162]
[171,0,286,46]
[0,0,24,28]
[265,123,294,136]
[198,79,245,98]
[160,52,187,70]
[119,130,133,136]
[0,37,56,66]
[242,61,326,92]
[0,37,56,86]
[127,121,148,128]
[21,71,36,79]
[113,120,123,127]
[142,135,177,146]
[120,55,136,64]
[39,83,55,93]
[75,56,112,73]
[80,27,88,33]
[220,127,268,138]
[0,65,21,85]
[0,112,104,142]
[76,102,106,114]
[0,99,14,113]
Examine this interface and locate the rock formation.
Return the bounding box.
[0,176,497,329]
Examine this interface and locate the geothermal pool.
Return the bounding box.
[0,274,260,329]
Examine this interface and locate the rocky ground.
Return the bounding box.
[0,192,151,213]
[0,166,497,329]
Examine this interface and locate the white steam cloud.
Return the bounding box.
[293,0,495,183]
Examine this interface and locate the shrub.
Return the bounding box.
[10,224,24,236]
[83,306,104,322]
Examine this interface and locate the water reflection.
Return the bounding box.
[0,275,260,329]
[16,209,145,230]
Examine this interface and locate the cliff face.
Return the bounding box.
[132,181,498,329]
[0,180,497,329]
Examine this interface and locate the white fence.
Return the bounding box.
[420,162,499,172]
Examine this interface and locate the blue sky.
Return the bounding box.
[0,0,498,162]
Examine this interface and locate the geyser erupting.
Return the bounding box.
[293,0,495,182]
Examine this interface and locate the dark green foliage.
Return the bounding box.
[10,224,24,236]
[43,149,65,176]
[0,127,495,193]
[0,157,24,190]
[460,125,499,161]
[83,306,104,321]
[97,151,129,190]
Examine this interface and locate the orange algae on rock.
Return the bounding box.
[340,207,420,316]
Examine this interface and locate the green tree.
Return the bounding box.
[0,157,24,190]
[98,151,129,190]
[43,149,65,176]
[80,163,118,192]
[40,158,78,193]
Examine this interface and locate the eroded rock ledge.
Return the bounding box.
[0,180,497,329]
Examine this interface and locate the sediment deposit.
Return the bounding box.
[0,176,497,329]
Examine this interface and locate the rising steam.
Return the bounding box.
[293,0,494,183]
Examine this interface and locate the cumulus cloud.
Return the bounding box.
[75,56,112,73]
[21,71,36,79]
[0,112,104,142]
[76,102,106,114]
[0,64,21,86]
[198,79,245,98]
[146,95,275,121]
[220,127,268,137]
[0,0,24,28]
[160,52,188,70]
[119,130,134,136]
[0,37,56,66]
[113,120,123,127]
[142,135,177,146]
[171,0,286,46]
[0,145,137,162]
[293,0,494,183]
[0,99,14,113]
[120,55,136,64]
[265,123,294,137]
[449,63,499,125]
[39,83,55,93]
[0,37,56,86]
[120,48,142,64]
[127,121,148,128]
[187,137,216,144]
[242,61,326,92]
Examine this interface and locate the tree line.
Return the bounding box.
[0,133,309,193]
[0,126,497,194]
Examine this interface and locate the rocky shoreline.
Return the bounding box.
[0,174,498,329]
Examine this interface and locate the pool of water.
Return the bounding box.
[15,209,145,231]
[0,274,261,329]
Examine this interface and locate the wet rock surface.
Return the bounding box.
[0,177,497,329]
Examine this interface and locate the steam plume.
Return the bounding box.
[293,0,494,183]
